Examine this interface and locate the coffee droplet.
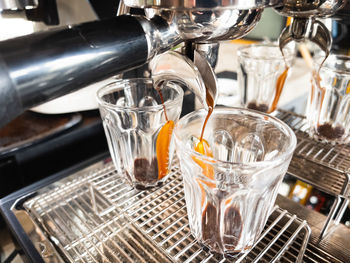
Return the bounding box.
[156,120,174,180]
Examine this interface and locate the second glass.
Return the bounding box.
[237,44,294,113]
[97,78,184,189]
[174,108,296,255]
[307,54,350,144]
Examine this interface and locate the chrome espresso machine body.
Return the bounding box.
[1,1,350,263]
[0,0,348,127]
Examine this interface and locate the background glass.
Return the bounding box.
[174,107,296,255]
[307,54,350,144]
[97,78,183,189]
[237,44,294,113]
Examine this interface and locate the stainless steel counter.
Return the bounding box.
[10,158,313,263]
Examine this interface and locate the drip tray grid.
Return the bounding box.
[24,161,311,263]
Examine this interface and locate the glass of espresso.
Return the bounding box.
[307,54,350,144]
[97,78,184,189]
[237,44,294,113]
[174,107,296,255]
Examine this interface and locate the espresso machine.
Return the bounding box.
[1,1,350,263]
[0,0,348,127]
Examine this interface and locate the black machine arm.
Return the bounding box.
[0,14,179,127]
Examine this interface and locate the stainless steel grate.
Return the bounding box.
[275,110,350,198]
[24,161,311,263]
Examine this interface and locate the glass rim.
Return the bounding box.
[96,78,184,111]
[237,43,294,61]
[314,54,350,75]
[174,107,297,168]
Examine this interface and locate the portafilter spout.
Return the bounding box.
[279,17,332,58]
[150,50,218,111]
[276,0,347,57]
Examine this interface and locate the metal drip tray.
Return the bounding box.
[19,160,311,263]
[275,110,350,240]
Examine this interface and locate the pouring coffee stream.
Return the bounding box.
[192,50,217,143]
[150,49,218,207]
[268,66,290,114]
[151,50,218,182]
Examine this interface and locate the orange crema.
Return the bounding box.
[195,140,235,209]
[268,67,289,113]
[346,82,350,94]
[194,139,215,180]
[156,120,175,180]
[194,139,216,207]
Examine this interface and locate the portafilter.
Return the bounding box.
[276,0,347,57]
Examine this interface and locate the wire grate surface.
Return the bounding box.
[276,110,350,197]
[123,166,311,263]
[23,160,312,262]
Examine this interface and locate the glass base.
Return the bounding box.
[199,240,252,258]
[134,180,164,190]
[309,131,349,145]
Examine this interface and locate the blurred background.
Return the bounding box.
[0,1,349,262]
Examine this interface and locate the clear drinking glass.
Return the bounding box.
[237,44,294,113]
[174,107,296,255]
[307,54,350,144]
[97,78,184,189]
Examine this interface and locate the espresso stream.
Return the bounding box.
[156,89,175,180]
[268,67,289,113]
